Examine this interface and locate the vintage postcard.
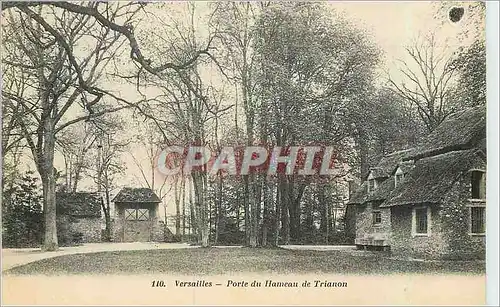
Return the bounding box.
[1,1,497,306]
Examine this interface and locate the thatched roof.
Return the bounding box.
[365,178,395,203]
[367,149,414,180]
[381,149,486,208]
[347,181,368,205]
[56,192,103,217]
[390,160,415,176]
[365,160,417,203]
[348,106,485,207]
[113,187,161,203]
[405,105,486,160]
[347,149,412,205]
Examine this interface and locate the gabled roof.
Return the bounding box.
[56,192,103,217]
[347,181,368,205]
[348,150,411,205]
[381,149,486,208]
[113,187,161,203]
[391,160,415,176]
[405,105,486,160]
[365,177,396,203]
[367,149,414,180]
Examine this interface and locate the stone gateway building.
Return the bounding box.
[348,105,486,260]
[112,187,164,242]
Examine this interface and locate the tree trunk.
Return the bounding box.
[255,176,263,246]
[235,189,241,234]
[318,184,328,244]
[243,174,250,246]
[72,164,82,192]
[287,189,300,242]
[249,174,259,247]
[174,179,181,236]
[188,179,197,237]
[182,178,186,237]
[358,135,370,180]
[214,173,223,245]
[272,182,281,247]
[289,181,307,242]
[102,186,112,242]
[279,178,290,245]
[192,173,209,247]
[40,128,58,251]
[261,177,270,247]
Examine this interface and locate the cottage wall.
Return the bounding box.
[355,202,391,247]
[439,174,486,260]
[390,172,486,260]
[390,204,448,259]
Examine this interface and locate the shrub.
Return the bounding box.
[72,232,84,245]
[2,172,43,248]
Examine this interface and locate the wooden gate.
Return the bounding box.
[123,207,152,242]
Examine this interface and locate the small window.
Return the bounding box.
[471,171,486,199]
[470,206,485,234]
[395,173,404,187]
[373,211,382,225]
[137,209,150,221]
[414,207,429,234]
[125,208,137,221]
[368,179,376,192]
[125,208,150,221]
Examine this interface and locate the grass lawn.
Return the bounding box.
[4,247,485,275]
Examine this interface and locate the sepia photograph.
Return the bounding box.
[1,1,497,305]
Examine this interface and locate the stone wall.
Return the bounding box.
[355,202,391,246]
[112,206,125,242]
[69,217,102,242]
[151,220,165,242]
[57,215,101,244]
[439,173,486,260]
[390,172,486,260]
[390,204,448,259]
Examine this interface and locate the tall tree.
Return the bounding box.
[86,125,128,242]
[451,39,486,107]
[2,2,213,250]
[388,34,458,132]
[2,7,124,250]
[127,3,230,247]
[56,122,99,192]
[212,2,262,247]
[254,2,380,243]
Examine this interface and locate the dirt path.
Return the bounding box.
[1,242,197,271]
[280,245,357,251]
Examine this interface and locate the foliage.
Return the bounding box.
[2,172,43,248]
[450,39,486,107]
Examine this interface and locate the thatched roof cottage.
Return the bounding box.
[348,105,486,259]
